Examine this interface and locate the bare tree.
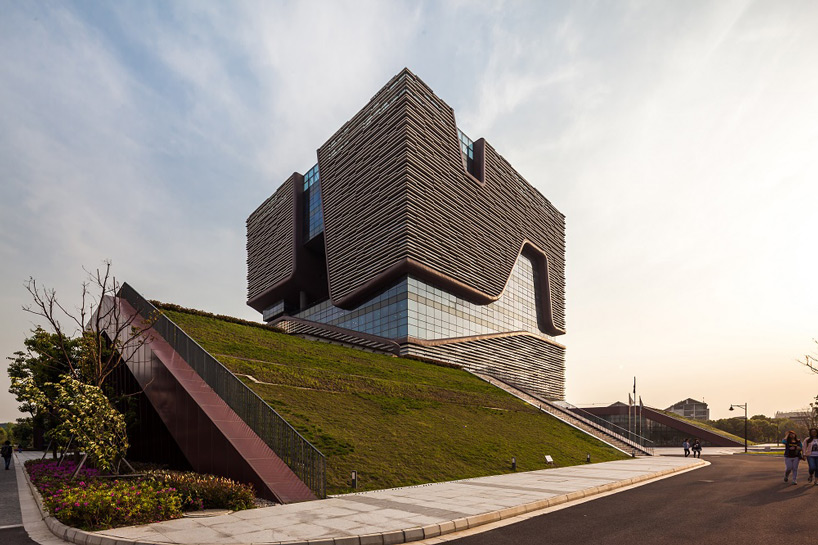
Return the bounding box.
[798,339,818,374]
[22,261,154,388]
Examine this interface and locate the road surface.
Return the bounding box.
[449,455,806,544]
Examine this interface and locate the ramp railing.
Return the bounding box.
[119,283,326,498]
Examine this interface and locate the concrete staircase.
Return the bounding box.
[475,373,654,456]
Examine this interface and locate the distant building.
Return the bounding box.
[775,409,812,427]
[665,398,709,421]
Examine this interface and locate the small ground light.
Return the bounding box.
[512,456,516,471]
[351,470,357,489]
[586,453,590,463]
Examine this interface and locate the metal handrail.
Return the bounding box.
[480,370,653,455]
[554,400,655,447]
[653,407,745,443]
[565,404,652,442]
[543,399,654,455]
[119,283,326,498]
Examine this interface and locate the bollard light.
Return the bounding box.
[351,470,358,489]
[512,456,517,471]
[586,453,591,463]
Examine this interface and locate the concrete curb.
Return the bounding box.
[23,458,707,545]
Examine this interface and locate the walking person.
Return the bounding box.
[691,438,702,458]
[683,438,690,457]
[783,430,803,484]
[804,428,818,484]
[1,440,12,470]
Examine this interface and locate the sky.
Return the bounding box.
[1,0,817,423]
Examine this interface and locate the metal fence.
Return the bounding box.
[551,399,655,454]
[656,408,742,443]
[481,369,654,455]
[119,283,326,498]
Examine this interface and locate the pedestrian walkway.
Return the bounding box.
[0,450,23,529]
[14,452,704,545]
[12,452,64,545]
[653,445,782,456]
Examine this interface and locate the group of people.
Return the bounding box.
[682,438,702,458]
[782,428,818,485]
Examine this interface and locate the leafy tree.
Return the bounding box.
[14,417,34,449]
[709,416,802,443]
[7,327,81,450]
[16,375,128,472]
[8,262,154,469]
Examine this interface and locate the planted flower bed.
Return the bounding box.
[26,460,256,531]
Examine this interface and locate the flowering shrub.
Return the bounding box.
[26,460,255,530]
[42,480,182,530]
[148,470,255,511]
[13,375,128,472]
[27,460,100,487]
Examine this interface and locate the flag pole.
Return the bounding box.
[633,377,637,437]
[628,392,632,438]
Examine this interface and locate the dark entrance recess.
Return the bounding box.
[106,361,191,470]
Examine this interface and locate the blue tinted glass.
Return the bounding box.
[303,164,324,239]
[293,254,551,344]
[457,129,476,177]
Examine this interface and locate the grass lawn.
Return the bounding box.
[656,409,752,445]
[160,305,628,494]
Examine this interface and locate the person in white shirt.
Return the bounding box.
[803,428,818,485]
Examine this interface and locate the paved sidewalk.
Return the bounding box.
[0,451,23,528]
[13,452,65,545]
[16,452,704,545]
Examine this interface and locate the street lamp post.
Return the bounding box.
[729,403,748,453]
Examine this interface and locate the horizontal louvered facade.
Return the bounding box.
[402,333,566,401]
[247,176,297,303]
[247,68,567,400]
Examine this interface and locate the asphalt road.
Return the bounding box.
[0,457,42,545]
[450,455,810,545]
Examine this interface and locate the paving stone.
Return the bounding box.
[402,528,423,542]
[12,452,703,545]
[332,536,361,545]
[358,534,383,545]
[420,524,440,539]
[380,531,403,545]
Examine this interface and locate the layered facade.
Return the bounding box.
[247,69,566,400]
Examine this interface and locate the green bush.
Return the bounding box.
[42,480,182,531]
[148,470,255,511]
[26,460,256,530]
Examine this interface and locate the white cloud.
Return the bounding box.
[1,1,817,422]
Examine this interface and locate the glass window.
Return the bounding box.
[293,255,553,343]
[457,129,476,176]
[303,164,324,240]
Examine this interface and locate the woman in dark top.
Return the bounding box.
[691,439,702,458]
[782,430,803,485]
